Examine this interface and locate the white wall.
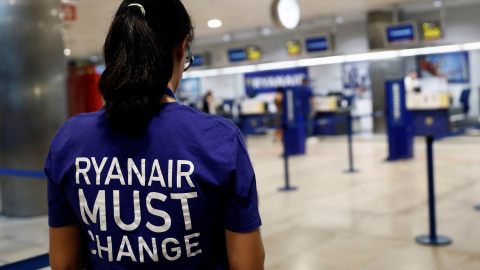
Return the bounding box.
[309,64,343,94]
[200,74,244,99]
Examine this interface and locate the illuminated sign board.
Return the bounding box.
[245,67,308,94]
[228,49,247,62]
[305,36,329,53]
[422,22,442,41]
[286,40,301,56]
[385,22,418,45]
[246,46,262,61]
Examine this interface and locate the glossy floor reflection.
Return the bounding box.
[1,134,480,269]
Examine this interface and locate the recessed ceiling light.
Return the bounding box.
[222,34,232,42]
[433,0,443,8]
[208,19,222,28]
[262,28,272,36]
[64,48,71,56]
[335,16,344,24]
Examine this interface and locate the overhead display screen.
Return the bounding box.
[228,49,247,62]
[305,36,329,53]
[192,54,204,67]
[385,22,418,46]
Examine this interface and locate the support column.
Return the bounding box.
[0,0,67,217]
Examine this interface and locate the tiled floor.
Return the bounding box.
[1,134,480,269]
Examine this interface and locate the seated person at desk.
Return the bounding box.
[404,70,421,93]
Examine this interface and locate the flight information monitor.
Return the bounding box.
[384,22,418,46]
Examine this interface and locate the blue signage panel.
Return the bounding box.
[385,23,417,45]
[244,67,309,94]
[385,80,414,161]
[386,81,406,127]
[192,55,204,67]
[306,37,329,53]
[228,49,247,62]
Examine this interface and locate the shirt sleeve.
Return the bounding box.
[45,147,78,228]
[224,129,262,233]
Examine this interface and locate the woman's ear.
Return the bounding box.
[174,38,188,61]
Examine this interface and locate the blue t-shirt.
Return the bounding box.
[299,86,314,114]
[45,102,262,270]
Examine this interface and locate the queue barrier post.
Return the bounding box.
[344,111,359,174]
[415,136,452,246]
[279,123,297,192]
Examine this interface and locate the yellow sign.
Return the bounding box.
[247,46,261,61]
[286,40,301,56]
[422,22,442,41]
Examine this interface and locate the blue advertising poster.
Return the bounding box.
[417,52,470,83]
[228,49,247,62]
[342,61,371,91]
[385,23,417,45]
[244,67,308,94]
[305,37,329,53]
[178,78,200,100]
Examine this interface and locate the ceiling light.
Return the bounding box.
[184,41,480,78]
[261,28,272,36]
[433,1,443,8]
[297,56,345,67]
[220,65,257,75]
[222,34,232,42]
[463,42,480,51]
[64,48,71,56]
[257,61,298,71]
[208,19,222,28]
[335,16,344,24]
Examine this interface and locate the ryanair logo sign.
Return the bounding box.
[245,67,308,94]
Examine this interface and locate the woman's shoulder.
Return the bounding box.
[176,105,239,132]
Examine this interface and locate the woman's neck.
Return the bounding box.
[161,82,177,104]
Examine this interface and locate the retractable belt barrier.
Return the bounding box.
[0,254,49,270]
[0,168,46,179]
[276,110,385,191]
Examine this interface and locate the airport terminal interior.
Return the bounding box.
[2,0,480,269]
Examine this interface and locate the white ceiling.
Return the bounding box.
[63,0,477,58]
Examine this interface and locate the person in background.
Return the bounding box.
[203,91,217,114]
[299,78,314,137]
[404,70,421,93]
[46,1,264,269]
[274,87,284,143]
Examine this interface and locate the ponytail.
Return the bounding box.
[98,0,193,133]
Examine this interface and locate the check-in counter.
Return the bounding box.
[239,100,281,135]
[407,93,453,136]
[313,96,348,135]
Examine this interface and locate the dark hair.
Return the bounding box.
[98,0,194,133]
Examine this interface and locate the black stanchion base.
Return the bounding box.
[278,186,298,192]
[474,205,480,211]
[343,169,359,174]
[415,235,452,246]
